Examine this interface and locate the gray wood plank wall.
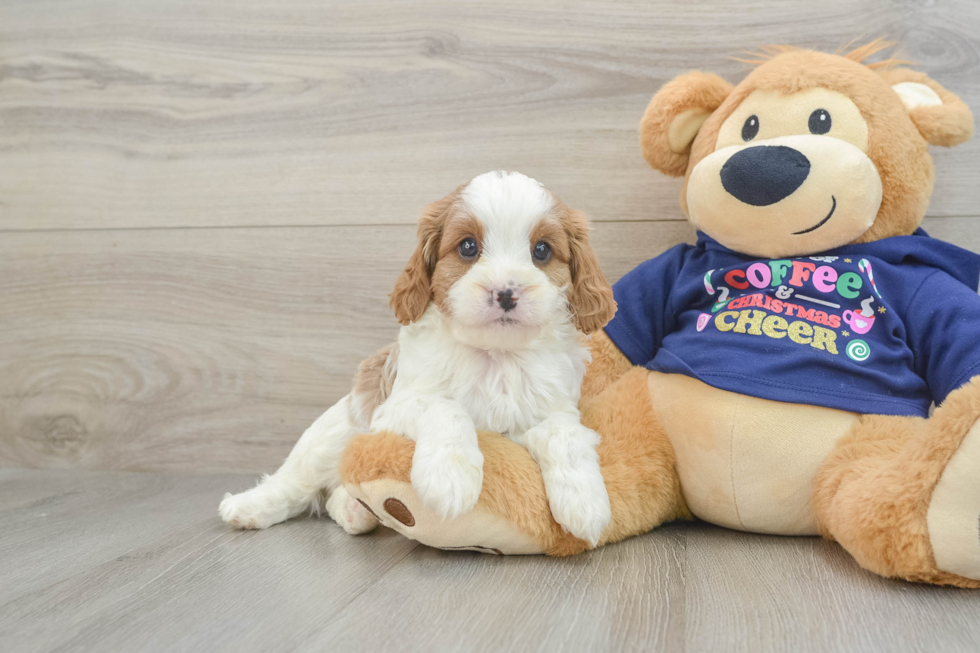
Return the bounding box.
[2,0,979,474]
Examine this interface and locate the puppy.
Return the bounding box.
[220,171,617,544]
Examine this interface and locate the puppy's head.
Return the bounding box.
[390,171,615,348]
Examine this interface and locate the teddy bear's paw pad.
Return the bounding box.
[325,486,379,535]
[219,488,289,530]
[346,479,545,555]
[928,419,980,580]
[382,497,415,526]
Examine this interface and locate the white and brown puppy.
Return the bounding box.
[220,171,616,544]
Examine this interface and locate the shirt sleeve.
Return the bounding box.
[905,270,980,406]
[602,243,690,366]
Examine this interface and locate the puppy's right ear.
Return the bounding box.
[640,71,733,177]
[389,190,457,325]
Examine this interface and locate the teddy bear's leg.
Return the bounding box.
[341,366,690,555]
[813,377,980,587]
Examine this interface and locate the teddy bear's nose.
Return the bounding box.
[720,145,811,206]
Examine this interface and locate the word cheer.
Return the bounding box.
[715,309,839,355]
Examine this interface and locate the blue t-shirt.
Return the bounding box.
[604,229,980,417]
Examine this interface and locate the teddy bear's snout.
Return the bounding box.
[720,145,811,207]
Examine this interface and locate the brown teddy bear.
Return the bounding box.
[342,42,980,587]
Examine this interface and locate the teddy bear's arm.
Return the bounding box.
[904,272,980,405]
[580,329,634,405]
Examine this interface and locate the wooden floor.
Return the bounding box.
[2,468,979,653]
[2,0,980,651]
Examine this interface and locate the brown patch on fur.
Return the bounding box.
[530,218,571,263]
[437,214,485,260]
[552,200,616,334]
[430,255,470,318]
[579,330,634,406]
[530,217,573,288]
[389,186,464,325]
[813,376,980,588]
[429,213,484,316]
[349,342,399,429]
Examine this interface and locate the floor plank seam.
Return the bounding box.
[303,538,423,638]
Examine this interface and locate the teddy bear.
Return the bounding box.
[340,41,980,587]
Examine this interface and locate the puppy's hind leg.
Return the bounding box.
[220,396,357,529]
[325,486,379,535]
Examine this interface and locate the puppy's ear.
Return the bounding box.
[562,207,616,334]
[389,190,457,325]
[879,68,974,147]
[640,71,734,177]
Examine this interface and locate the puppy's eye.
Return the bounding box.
[458,237,479,259]
[741,115,759,141]
[808,109,831,134]
[532,240,552,264]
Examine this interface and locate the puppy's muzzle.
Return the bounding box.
[721,145,811,206]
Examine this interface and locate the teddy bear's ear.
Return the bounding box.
[639,71,734,177]
[879,68,974,147]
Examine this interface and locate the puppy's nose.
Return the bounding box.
[497,289,517,312]
[720,145,810,206]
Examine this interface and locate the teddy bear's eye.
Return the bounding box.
[741,115,760,141]
[809,109,832,134]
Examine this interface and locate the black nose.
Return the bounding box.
[497,289,517,312]
[720,145,810,206]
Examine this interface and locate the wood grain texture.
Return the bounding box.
[2,2,980,651]
[1,0,979,230]
[1,469,979,653]
[1,218,978,474]
[0,220,696,473]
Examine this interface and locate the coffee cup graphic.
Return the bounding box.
[842,310,875,334]
[842,298,877,335]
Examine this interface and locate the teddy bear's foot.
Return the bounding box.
[928,416,980,580]
[325,485,379,535]
[346,477,542,554]
[814,376,980,588]
[340,430,594,555]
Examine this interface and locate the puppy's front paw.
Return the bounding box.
[544,467,611,547]
[219,487,289,530]
[326,486,379,535]
[411,443,484,520]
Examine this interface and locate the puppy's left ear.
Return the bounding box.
[879,68,974,147]
[562,208,616,334]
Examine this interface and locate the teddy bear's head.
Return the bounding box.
[640,41,974,258]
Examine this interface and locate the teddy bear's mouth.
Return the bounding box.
[792,196,837,235]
